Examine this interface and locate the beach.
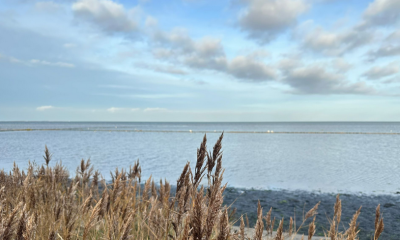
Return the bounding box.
[231,226,324,239]
[224,187,399,239]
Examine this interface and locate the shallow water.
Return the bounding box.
[1,122,400,194]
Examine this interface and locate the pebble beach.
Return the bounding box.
[223,187,400,239]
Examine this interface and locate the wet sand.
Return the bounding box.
[223,187,400,240]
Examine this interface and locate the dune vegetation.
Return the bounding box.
[0,133,384,240]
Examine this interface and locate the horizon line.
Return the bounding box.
[2,121,400,123]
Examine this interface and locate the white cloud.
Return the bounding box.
[151,27,276,82]
[367,44,400,61]
[136,62,187,75]
[278,57,303,73]
[63,43,76,48]
[30,59,75,68]
[386,30,400,43]
[293,0,400,58]
[227,56,276,82]
[36,106,54,111]
[107,107,122,113]
[152,28,225,68]
[282,65,375,94]
[0,53,75,68]
[72,0,139,34]
[296,21,374,56]
[194,38,225,57]
[152,48,173,59]
[9,57,23,63]
[383,76,400,84]
[331,58,352,73]
[184,55,227,71]
[238,0,308,43]
[295,0,400,57]
[361,0,400,28]
[362,62,399,80]
[152,27,195,53]
[145,16,158,28]
[107,107,140,113]
[0,54,23,64]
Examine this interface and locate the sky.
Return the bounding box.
[0,0,400,121]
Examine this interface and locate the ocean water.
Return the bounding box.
[1,122,400,194]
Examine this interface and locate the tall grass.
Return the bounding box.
[0,133,384,239]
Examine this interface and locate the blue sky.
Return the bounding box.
[1,0,400,121]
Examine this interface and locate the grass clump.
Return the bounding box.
[0,133,384,239]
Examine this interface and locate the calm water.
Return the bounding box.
[1,122,400,194]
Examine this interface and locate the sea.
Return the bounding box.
[1,122,400,195]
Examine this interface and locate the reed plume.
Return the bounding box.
[43,145,52,166]
[374,204,384,240]
[254,201,263,240]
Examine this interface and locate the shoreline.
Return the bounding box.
[2,128,400,135]
[225,185,400,196]
[98,182,398,238]
[223,187,400,239]
[231,226,324,239]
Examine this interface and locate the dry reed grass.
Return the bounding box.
[0,133,384,240]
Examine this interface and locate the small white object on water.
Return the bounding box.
[267,130,270,133]
[214,130,216,132]
[189,130,192,133]
[271,130,274,133]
